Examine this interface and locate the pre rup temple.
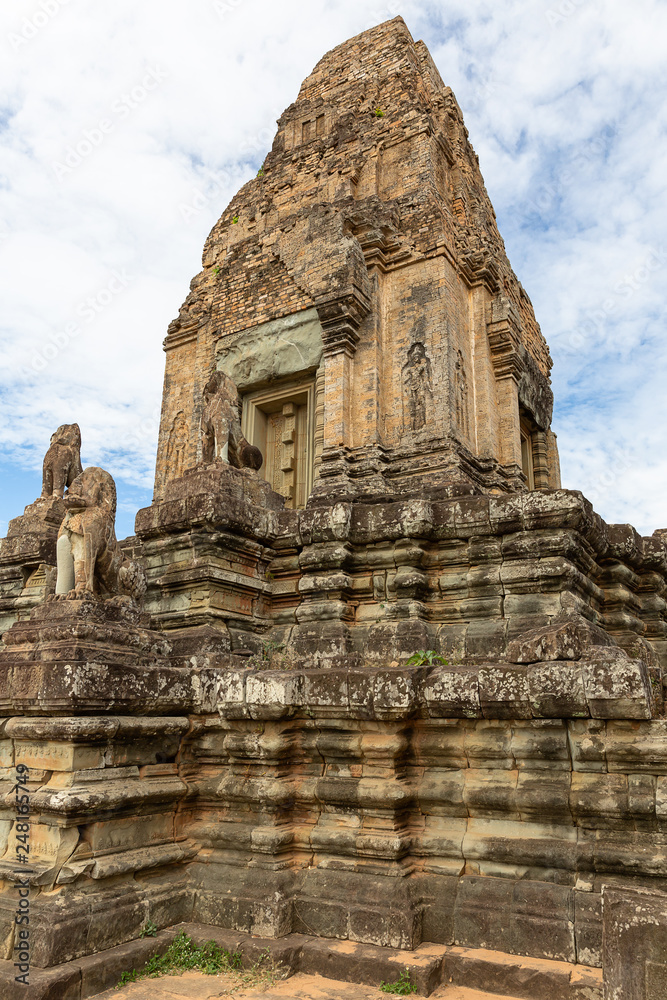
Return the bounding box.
[1,19,665,1000]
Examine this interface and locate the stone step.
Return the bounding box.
[0,922,604,1000]
[97,971,532,1000]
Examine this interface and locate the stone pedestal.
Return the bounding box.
[136,463,294,650]
[0,497,64,639]
[0,598,198,969]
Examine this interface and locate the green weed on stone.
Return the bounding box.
[405,650,447,666]
[379,968,418,994]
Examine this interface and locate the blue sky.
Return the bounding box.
[1,0,666,539]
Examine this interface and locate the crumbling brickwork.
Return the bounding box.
[155,17,559,505]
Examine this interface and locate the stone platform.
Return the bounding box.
[0,922,603,1000]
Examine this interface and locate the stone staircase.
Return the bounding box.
[0,923,603,1000]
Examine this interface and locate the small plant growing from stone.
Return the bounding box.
[248,638,291,670]
[232,214,239,223]
[379,968,418,994]
[139,919,158,938]
[213,265,221,275]
[116,931,249,988]
[374,107,385,117]
[257,163,265,176]
[405,649,447,666]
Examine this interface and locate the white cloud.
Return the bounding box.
[0,0,666,538]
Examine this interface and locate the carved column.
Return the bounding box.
[487,296,525,476]
[313,290,371,499]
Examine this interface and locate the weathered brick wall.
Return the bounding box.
[154,18,558,503]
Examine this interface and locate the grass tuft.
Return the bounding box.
[379,968,418,994]
[115,932,283,990]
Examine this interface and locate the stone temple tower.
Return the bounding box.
[155,16,560,509]
[1,18,666,1000]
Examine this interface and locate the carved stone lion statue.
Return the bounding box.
[55,467,146,602]
[200,371,262,470]
[42,423,83,499]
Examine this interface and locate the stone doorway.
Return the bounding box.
[242,381,315,508]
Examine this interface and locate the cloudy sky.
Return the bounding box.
[1,0,666,539]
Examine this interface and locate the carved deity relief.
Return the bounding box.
[166,411,188,480]
[402,342,433,432]
[42,423,83,499]
[454,349,470,439]
[200,371,262,470]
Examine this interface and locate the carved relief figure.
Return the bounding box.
[200,371,262,470]
[55,467,146,602]
[402,342,433,431]
[166,411,188,479]
[454,349,470,438]
[41,423,83,499]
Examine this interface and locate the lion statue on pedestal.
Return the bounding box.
[200,371,262,470]
[41,423,83,499]
[55,467,146,602]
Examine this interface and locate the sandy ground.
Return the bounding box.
[95,969,522,1000]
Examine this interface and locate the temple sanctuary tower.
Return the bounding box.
[155,17,560,508]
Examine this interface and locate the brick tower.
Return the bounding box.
[155,17,560,509]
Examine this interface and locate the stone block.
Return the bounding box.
[208,668,248,718]
[463,817,578,871]
[511,720,570,769]
[464,619,507,660]
[292,897,349,939]
[246,671,303,719]
[507,616,614,664]
[528,660,589,718]
[373,668,419,716]
[603,886,667,1000]
[567,719,607,772]
[299,504,352,545]
[442,943,602,1000]
[302,669,349,710]
[453,875,514,951]
[478,666,532,719]
[511,880,575,963]
[516,770,572,821]
[14,740,104,771]
[422,666,482,719]
[366,620,433,662]
[605,721,667,774]
[348,904,421,950]
[581,653,654,720]
[465,720,514,769]
[575,888,602,968]
[416,815,467,857]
